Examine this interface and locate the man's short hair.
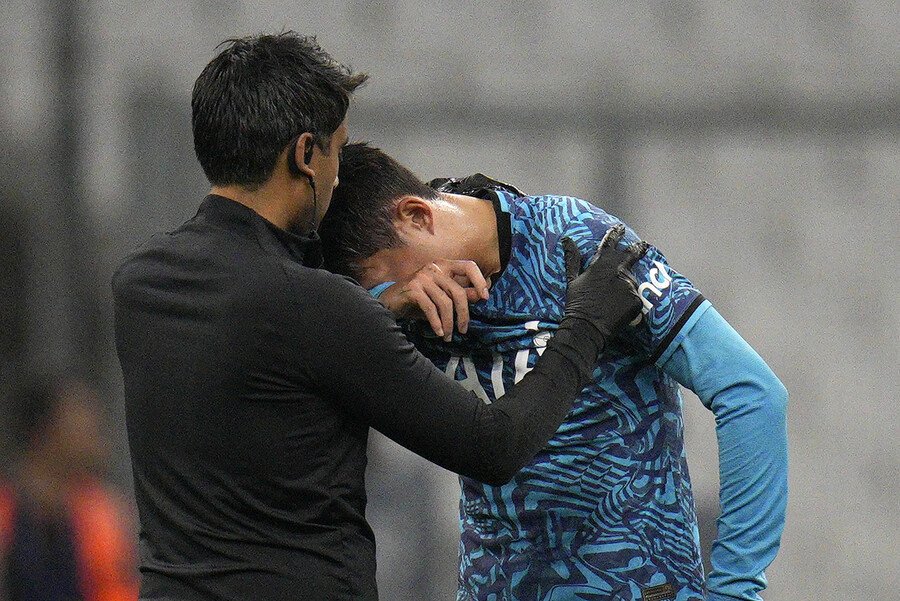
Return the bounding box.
[319,142,438,281]
[192,32,367,189]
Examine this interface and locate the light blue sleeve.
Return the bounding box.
[367,281,395,299]
[661,302,789,601]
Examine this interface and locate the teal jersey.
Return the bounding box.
[403,190,708,601]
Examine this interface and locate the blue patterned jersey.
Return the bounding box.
[402,190,708,601]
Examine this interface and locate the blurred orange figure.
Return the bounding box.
[0,376,138,601]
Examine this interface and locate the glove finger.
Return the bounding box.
[617,267,644,316]
[561,237,582,283]
[617,265,641,289]
[427,177,453,191]
[598,224,626,251]
[621,240,650,269]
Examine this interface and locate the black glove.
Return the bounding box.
[427,174,526,199]
[562,224,648,344]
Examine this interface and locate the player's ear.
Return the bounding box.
[395,196,435,235]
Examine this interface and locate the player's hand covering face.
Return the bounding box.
[377,258,491,341]
[562,224,649,341]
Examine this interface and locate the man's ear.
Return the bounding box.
[395,196,435,235]
[290,132,317,179]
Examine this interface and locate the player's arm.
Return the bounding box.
[661,304,788,601]
[295,227,646,485]
[560,205,787,599]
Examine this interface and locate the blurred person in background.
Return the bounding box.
[318,142,789,601]
[112,31,647,601]
[0,375,138,601]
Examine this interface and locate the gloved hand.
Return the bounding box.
[562,224,649,345]
[427,173,526,199]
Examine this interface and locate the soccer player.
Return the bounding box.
[318,142,790,601]
[111,33,648,601]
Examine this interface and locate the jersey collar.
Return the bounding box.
[427,174,521,281]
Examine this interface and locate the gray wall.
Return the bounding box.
[1,2,897,600]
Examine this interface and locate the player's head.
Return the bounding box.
[319,142,436,281]
[192,32,367,191]
[319,142,499,288]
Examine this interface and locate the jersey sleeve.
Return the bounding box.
[559,204,705,363]
[661,304,789,601]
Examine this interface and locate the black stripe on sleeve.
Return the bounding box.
[648,294,706,364]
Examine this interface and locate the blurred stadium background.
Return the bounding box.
[0,2,897,600]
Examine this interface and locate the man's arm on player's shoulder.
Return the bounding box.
[661,305,789,601]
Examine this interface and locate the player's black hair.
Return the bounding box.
[319,142,439,281]
[192,32,368,189]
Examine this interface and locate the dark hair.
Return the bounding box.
[319,142,439,281]
[192,32,368,188]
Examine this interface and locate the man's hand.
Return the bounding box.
[562,224,649,343]
[377,259,491,341]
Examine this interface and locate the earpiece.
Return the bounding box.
[286,134,318,232]
[301,139,316,193]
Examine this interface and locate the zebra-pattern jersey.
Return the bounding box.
[403,191,707,601]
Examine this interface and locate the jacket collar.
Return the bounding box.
[196,194,324,268]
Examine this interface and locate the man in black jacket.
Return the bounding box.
[112,32,647,601]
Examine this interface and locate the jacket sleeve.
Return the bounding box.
[289,270,602,486]
[661,302,789,601]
